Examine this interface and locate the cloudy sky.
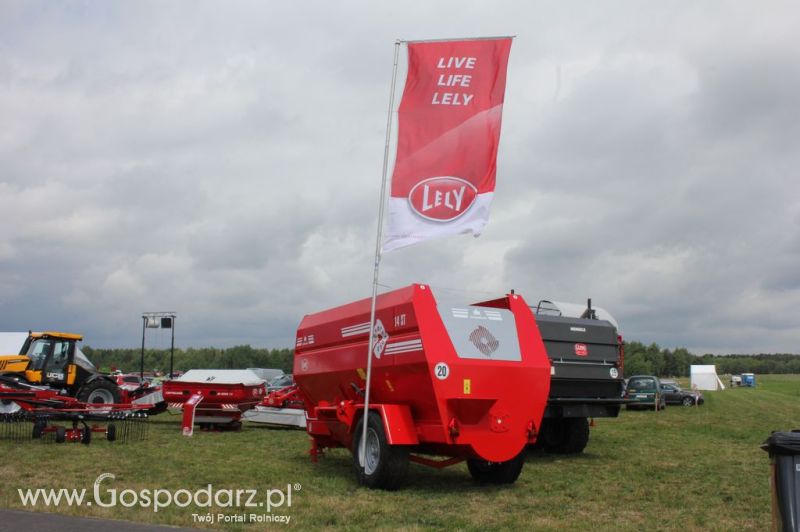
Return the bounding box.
[1,1,798,354]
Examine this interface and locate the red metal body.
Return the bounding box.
[0,383,151,413]
[39,423,114,442]
[161,370,266,433]
[294,284,551,464]
[261,384,304,410]
[114,373,151,391]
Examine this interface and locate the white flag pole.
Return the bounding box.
[360,40,402,472]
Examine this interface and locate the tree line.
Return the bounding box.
[83,345,294,375]
[84,341,800,378]
[623,341,800,377]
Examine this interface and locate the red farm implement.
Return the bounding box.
[292,283,552,489]
[0,383,151,444]
[161,370,266,435]
[246,384,306,428]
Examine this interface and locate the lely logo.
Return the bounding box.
[408,177,477,222]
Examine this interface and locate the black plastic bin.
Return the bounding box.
[762,431,800,532]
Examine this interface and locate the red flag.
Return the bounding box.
[383,38,512,252]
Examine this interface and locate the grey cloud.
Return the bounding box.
[1,2,798,355]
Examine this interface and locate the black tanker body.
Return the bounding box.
[531,300,627,454]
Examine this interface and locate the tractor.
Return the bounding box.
[0,331,121,408]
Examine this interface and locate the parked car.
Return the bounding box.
[624,375,665,410]
[660,382,704,406]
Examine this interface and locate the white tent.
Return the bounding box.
[691,365,725,391]
[0,332,28,355]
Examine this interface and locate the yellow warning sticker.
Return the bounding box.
[463,379,471,395]
[356,368,366,380]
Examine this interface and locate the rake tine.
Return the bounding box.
[0,408,149,444]
[0,411,32,442]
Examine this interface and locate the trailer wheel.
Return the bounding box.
[81,426,92,445]
[32,420,45,439]
[537,418,590,454]
[352,411,409,490]
[107,423,117,442]
[55,426,66,444]
[467,451,525,484]
[556,418,590,454]
[224,421,242,431]
[535,419,561,451]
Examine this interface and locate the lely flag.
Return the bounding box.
[382,38,512,252]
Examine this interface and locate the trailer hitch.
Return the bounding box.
[526,419,538,442]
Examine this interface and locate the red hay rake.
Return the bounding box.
[0,384,152,444]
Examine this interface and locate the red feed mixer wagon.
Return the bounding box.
[293,283,551,489]
[161,370,266,435]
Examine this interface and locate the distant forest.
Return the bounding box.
[84,341,800,377]
[83,345,294,375]
[622,341,800,377]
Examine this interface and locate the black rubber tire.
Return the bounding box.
[536,419,565,451]
[107,424,117,442]
[81,426,91,445]
[147,401,168,416]
[76,379,120,405]
[467,451,525,484]
[351,411,409,490]
[55,426,66,444]
[32,420,45,439]
[682,396,694,407]
[557,418,590,454]
[533,419,553,451]
[537,418,590,454]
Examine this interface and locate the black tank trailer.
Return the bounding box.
[529,298,627,454]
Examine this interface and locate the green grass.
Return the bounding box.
[1,375,798,530]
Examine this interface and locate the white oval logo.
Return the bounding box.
[408,177,478,222]
[610,367,619,379]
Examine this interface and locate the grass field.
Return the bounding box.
[1,375,798,530]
